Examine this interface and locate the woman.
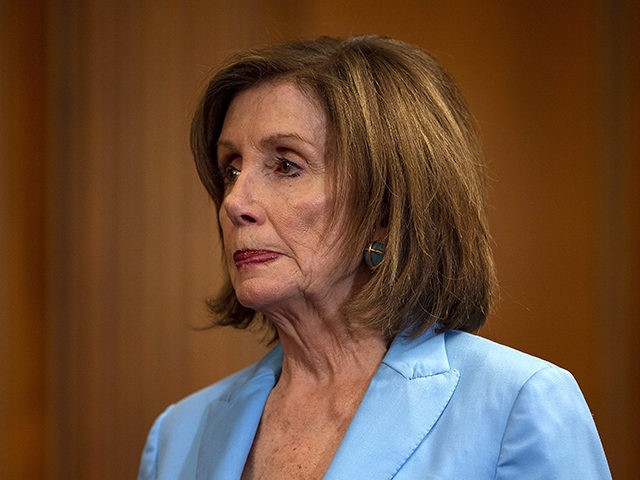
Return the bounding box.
[139,36,610,479]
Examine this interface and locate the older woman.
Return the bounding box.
[139,36,610,479]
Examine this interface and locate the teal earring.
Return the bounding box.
[363,241,386,271]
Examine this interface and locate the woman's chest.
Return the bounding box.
[241,392,361,479]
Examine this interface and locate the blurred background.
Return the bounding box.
[2,1,638,478]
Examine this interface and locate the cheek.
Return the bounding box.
[278,195,330,245]
[300,191,330,226]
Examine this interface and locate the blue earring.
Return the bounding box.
[364,241,386,271]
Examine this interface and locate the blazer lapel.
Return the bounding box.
[324,329,460,480]
[195,346,282,480]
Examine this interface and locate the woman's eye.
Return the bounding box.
[222,165,241,184]
[275,157,301,176]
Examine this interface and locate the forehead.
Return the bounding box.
[219,80,328,148]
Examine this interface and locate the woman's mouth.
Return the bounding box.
[232,249,280,269]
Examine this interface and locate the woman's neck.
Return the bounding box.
[271,310,388,389]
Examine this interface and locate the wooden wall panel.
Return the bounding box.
[596,0,640,473]
[45,1,274,477]
[0,1,47,479]
[1,0,636,478]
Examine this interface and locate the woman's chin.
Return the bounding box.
[233,282,291,312]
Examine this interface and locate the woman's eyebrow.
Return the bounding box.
[216,139,237,151]
[216,133,322,160]
[260,133,318,150]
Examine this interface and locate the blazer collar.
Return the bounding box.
[324,326,460,479]
[195,346,282,479]
[196,327,459,479]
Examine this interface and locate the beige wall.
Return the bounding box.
[2,1,638,478]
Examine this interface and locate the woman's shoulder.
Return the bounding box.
[138,346,282,479]
[442,330,580,396]
[166,363,258,417]
[149,346,281,441]
[445,330,553,367]
[162,345,282,422]
[438,331,610,478]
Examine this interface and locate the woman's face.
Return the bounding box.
[217,81,359,315]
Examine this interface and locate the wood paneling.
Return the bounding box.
[1,1,637,478]
[0,1,47,479]
[45,2,271,477]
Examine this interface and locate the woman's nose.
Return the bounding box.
[221,170,264,226]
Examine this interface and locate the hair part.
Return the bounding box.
[191,35,497,340]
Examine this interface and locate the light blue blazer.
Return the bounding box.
[138,328,611,479]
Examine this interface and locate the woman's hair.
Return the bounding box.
[191,35,497,339]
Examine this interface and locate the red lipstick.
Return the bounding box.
[233,249,280,269]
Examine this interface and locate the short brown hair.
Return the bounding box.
[191,35,496,339]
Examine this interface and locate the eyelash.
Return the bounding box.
[220,156,302,186]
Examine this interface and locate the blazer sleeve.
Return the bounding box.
[494,366,611,479]
[138,407,172,480]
